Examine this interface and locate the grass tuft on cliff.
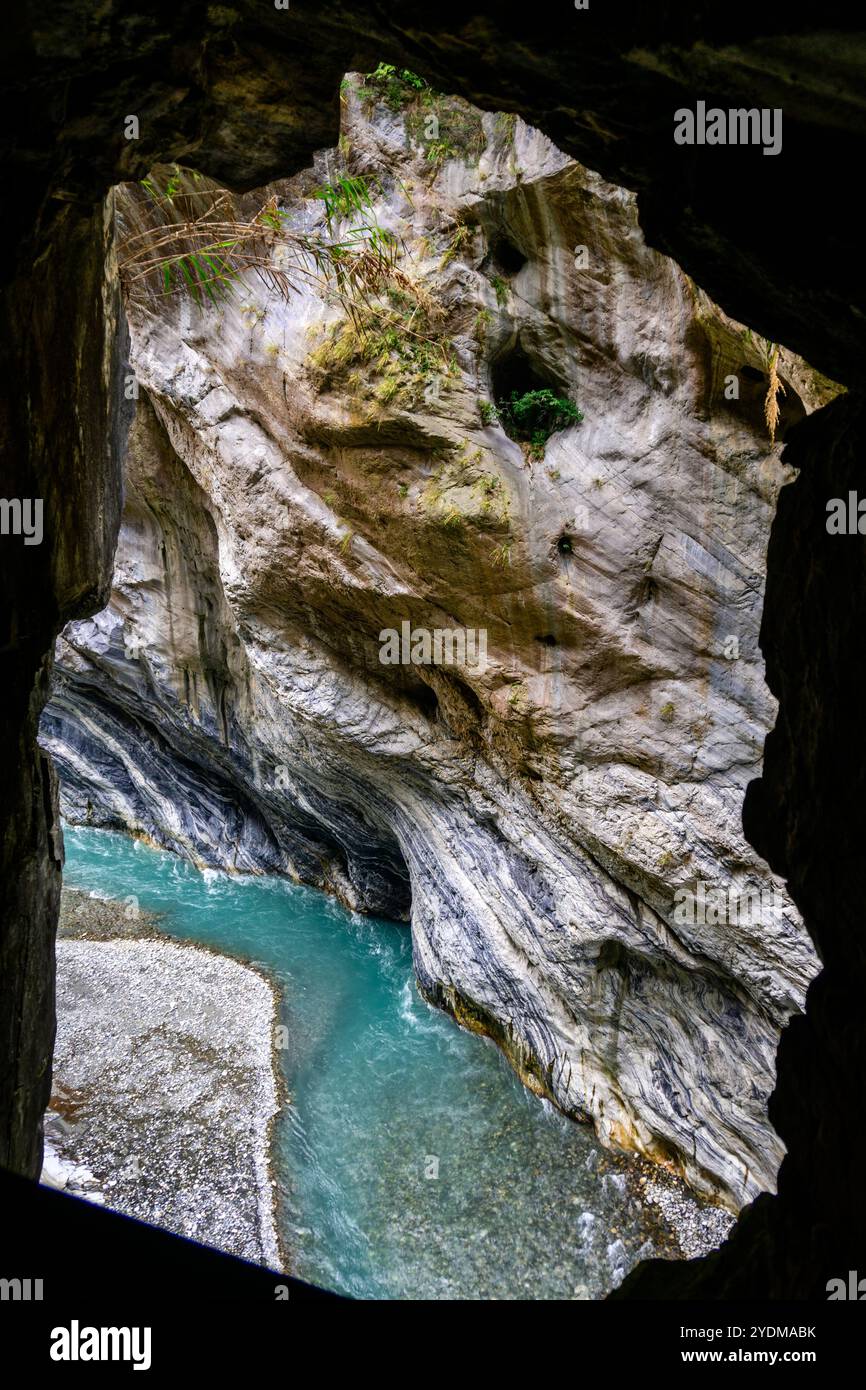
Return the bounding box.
[492,389,583,458]
[356,65,486,169]
[116,165,400,321]
[309,282,455,409]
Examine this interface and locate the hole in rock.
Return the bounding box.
[489,339,580,449]
[485,234,527,277]
[491,338,556,404]
[28,56,843,1307]
[407,681,439,720]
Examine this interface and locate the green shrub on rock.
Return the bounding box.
[494,389,583,455]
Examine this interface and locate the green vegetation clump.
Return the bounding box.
[440,222,473,269]
[309,283,455,409]
[312,173,378,233]
[474,307,492,342]
[497,389,583,439]
[422,140,454,167]
[120,165,399,316]
[491,389,582,458]
[358,63,486,169]
[490,275,509,307]
[362,63,428,109]
[495,111,518,146]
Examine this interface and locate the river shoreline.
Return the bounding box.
[44,887,284,1271]
[49,879,734,1292]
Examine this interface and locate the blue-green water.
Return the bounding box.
[62,826,670,1299]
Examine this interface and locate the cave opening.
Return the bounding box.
[482,233,528,279]
[34,81,813,1301]
[488,337,581,449]
[3,5,861,1312]
[406,680,439,720]
[490,337,558,404]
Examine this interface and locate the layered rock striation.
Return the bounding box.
[42,83,833,1209]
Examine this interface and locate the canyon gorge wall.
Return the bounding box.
[41,86,835,1210]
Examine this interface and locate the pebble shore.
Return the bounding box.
[44,889,283,1270]
[633,1162,736,1260]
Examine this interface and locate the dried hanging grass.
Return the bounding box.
[764,344,786,445]
[114,176,408,327]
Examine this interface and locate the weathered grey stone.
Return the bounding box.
[43,87,833,1210]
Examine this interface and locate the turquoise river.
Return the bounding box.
[62,825,677,1299]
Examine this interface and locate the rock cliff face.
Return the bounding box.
[41,84,832,1210]
[0,201,126,1178]
[617,387,866,1298]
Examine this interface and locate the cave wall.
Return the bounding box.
[618,392,866,1295]
[2,0,865,1296]
[0,201,126,1173]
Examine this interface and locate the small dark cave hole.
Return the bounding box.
[534,633,558,646]
[557,534,574,556]
[484,234,528,277]
[407,682,439,720]
[488,338,582,452]
[489,338,580,451]
[491,338,554,404]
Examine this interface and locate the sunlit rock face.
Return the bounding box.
[42,81,832,1208]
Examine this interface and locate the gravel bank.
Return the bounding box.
[45,909,283,1270]
[642,1173,736,1260]
[57,885,166,940]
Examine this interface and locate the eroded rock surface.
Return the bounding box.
[42,85,832,1209]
